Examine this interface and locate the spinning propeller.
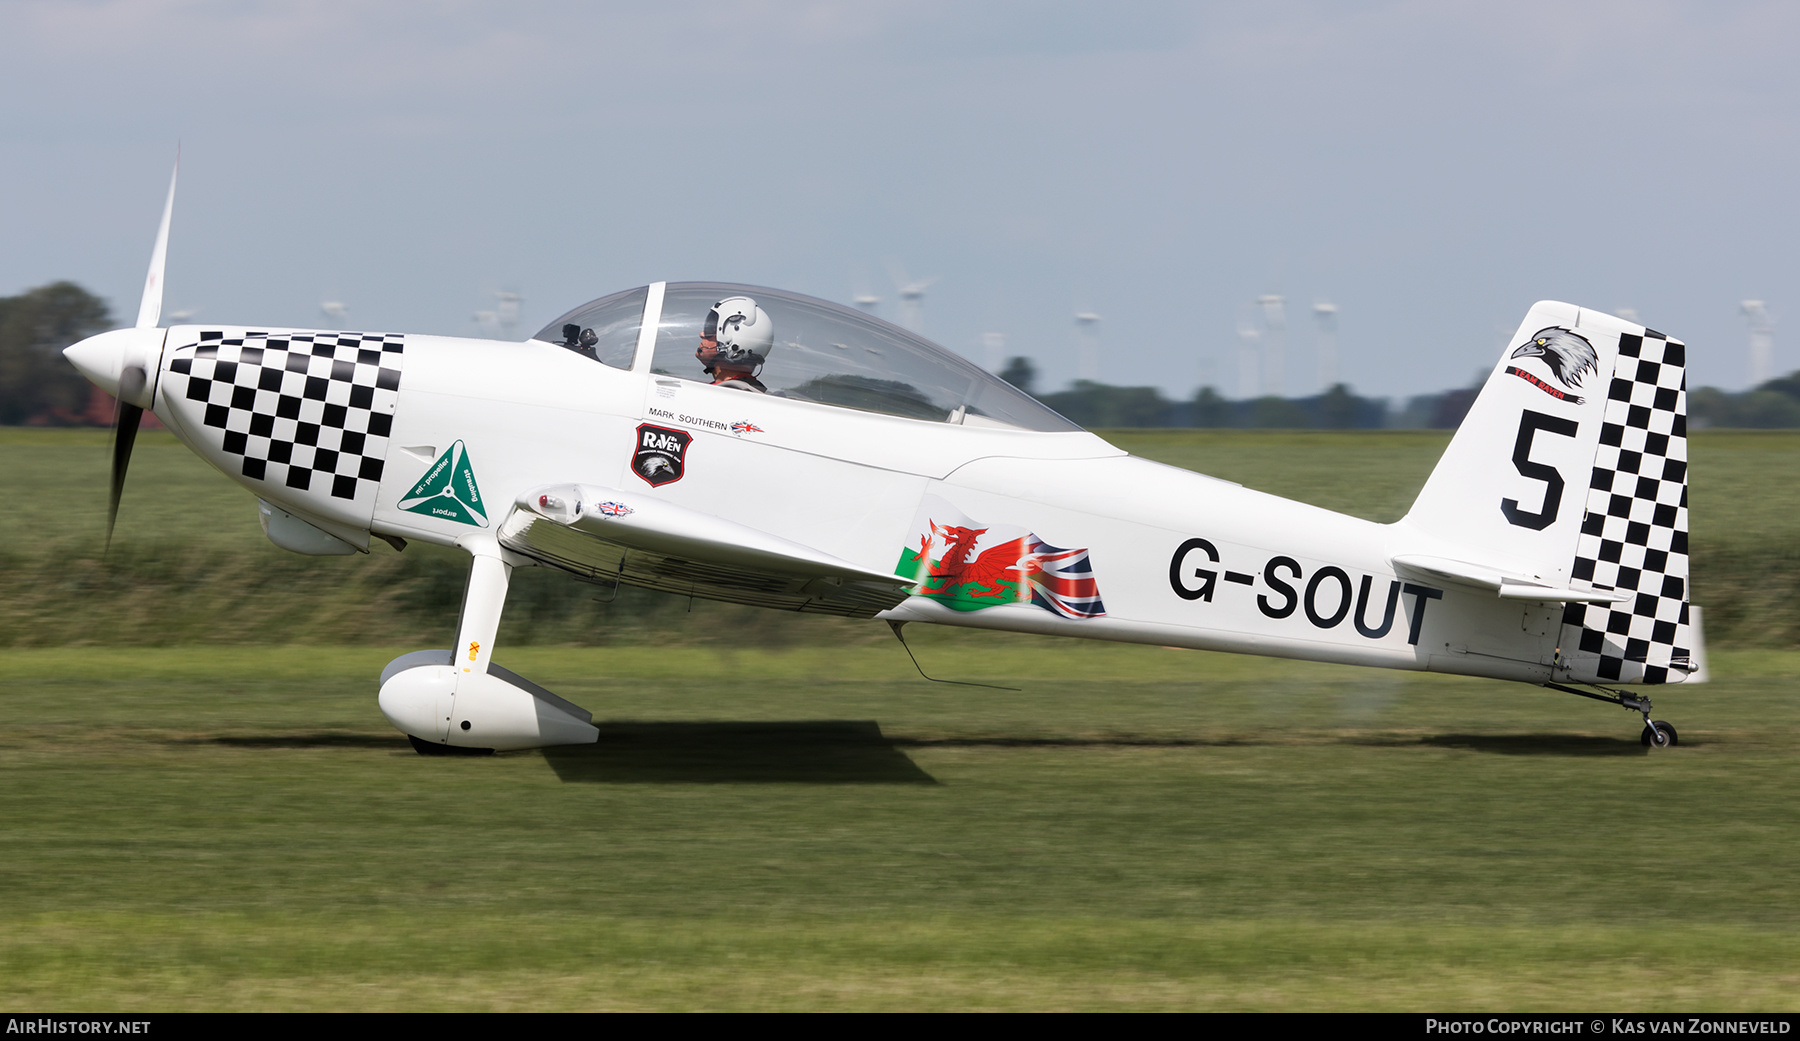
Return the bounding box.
[64,157,178,551]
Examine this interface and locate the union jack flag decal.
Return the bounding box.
[731,420,764,435]
[595,501,633,517]
[1022,537,1106,619]
[895,495,1106,621]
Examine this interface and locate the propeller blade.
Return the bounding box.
[107,401,143,552]
[119,362,147,404]
[136,156,179,330]
[94,151,177,550]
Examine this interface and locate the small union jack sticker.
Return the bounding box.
[731,420,764,435]
[595,501,633,517]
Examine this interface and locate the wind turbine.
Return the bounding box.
[1741,300,1774,387]
[982,332,1007,373]
[849,266,882,315]
[475,289,524,339]
[496,290,522,339]
[887,261,937,334]
[1236,322,1261,400]
[1256,294,1286,397]
[1074,309,1102,382]
[1313,301,1339,391]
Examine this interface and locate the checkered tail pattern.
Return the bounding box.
[166,330,403,510]
[1558,330,1692,684]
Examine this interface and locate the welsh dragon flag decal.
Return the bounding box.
[895,496,1106,619]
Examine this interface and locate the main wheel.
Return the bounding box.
[1640,721,1678,748]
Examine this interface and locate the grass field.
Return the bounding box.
[2,428,1797,1009]
[6,427,1800,647]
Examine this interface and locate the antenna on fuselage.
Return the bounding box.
[887,622,1020,691]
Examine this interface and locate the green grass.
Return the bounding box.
[6,427,1800,646]
[3,427,1798,1008]
[2,641,1797,1009]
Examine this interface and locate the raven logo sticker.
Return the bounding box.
[398,440,487,526]
[633,423,691,487]
[1507,327,1598,404]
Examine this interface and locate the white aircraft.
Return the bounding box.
[65,167,1703,754]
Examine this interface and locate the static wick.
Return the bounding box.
[887,621,1019,691]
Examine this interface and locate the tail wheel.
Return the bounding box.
[1641,721,1679,748]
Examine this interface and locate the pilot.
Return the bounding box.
[696,296,773,392]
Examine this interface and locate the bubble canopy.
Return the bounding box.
[536,283,1077,433]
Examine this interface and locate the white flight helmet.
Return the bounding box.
[705,296,774,368]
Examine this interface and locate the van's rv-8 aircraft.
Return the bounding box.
[64,166,1704,754]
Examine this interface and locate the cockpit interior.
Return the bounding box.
[534,283,1076,432]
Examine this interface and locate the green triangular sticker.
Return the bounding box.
[398,440,487,527]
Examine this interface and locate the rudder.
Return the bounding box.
[1398,303,1698,684]
[1558,325,1695,683]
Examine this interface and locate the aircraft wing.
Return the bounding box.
[497,484,914,617]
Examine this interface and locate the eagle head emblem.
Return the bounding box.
[1510,327,1598,390]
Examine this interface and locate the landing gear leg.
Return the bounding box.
[1543,681,1678,749]
[453,539,510,686]
[378,535,599,752]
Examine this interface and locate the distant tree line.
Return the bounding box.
[0,282,113,425]
[1036,380,1391,429]
[1003,356,1463,429]
[1689,375,1800,428]
[1005,356,1800,430]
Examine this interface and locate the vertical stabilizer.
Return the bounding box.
[1399,303,1696,684]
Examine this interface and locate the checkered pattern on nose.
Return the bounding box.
[166,330,402,503]
[1560,330,1691,684]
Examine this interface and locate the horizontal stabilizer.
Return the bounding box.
[1391,554,1632,603]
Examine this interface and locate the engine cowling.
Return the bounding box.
[155,326,404,553]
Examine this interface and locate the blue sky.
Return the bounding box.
[4,1,1796,399]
